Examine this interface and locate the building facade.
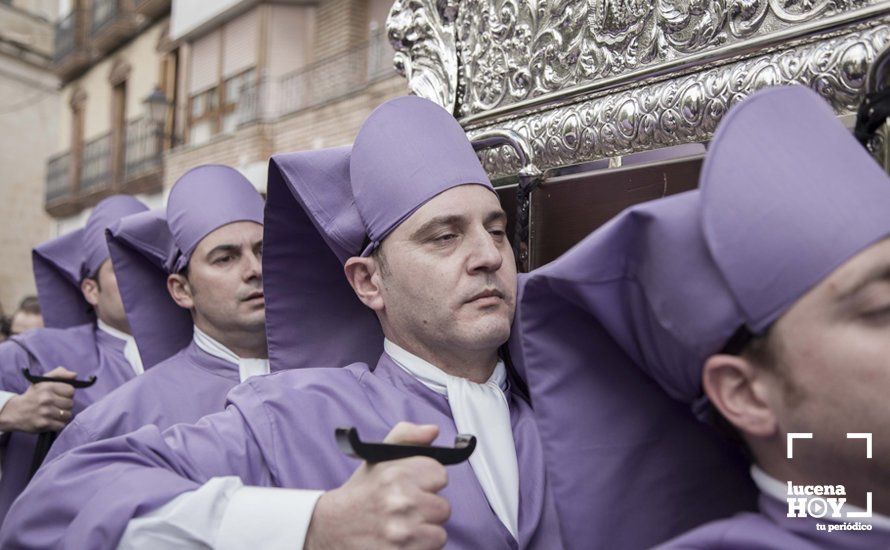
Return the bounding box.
[0,0,407,311]
[0,0,58,314]
[47,0,173,233]
[162,0,405,192]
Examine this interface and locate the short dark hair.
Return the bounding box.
[708,324,780,461]
[371,243,389,276]
[17,295,40,315]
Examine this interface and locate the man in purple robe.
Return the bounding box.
[519,85,890,550]
[2,96,562,549]
[0,195,147,525]
[43,165,269,463]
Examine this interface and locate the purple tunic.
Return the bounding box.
[0,324,136,526]
[659,492,890,549]
[44,341,241,463]
[1,353,563,549]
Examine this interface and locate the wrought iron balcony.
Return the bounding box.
[90,0,140,54]
[45,153,71,204]
[80,132,112,196]
[44,117,164,216]
[90,0,119,35]
[52,9,90,79]
[122,117,163,194]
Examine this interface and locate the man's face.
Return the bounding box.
[374,184,517,357]
[9,311,42,335]
[173,221,265,336]
[761,236,890,492]
[82,259,130,332]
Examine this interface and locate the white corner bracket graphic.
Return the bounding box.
[847,491,874,518]
[787,433,813,459]
[847,433,873,459]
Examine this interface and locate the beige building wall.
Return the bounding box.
[314,0,368,60]
[266,5,314,79]
[0,1,58,314]
[274,75,405,152]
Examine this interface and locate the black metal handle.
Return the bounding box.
[335,427,475,465]
[22,368,96,477]
[22,368,97,389]
[29,432,57,479]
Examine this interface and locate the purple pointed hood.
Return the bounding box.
[107,165,264,368]
[32,228,89,329]
[32,195,147,329]
[264,96,494,369]
[106,209,189,369]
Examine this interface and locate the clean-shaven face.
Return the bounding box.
[183,221,265,335]
[92,259,130,332]
[374,184,517,356]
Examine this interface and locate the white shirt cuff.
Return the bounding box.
[119,477,323,550]
[217,485,324,550]
[0,390,19,436]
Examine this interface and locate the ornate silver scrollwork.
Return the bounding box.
[388,0,461,114]
[469,21,890,177]
[387,1,890,175]
[450,0,879,116]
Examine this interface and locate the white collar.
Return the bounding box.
[192,325,269,383]
[97,319,143,375]
[752,465,890,530]
[383,338,517,538]
[97,319,133,343]
[383,338,507,395]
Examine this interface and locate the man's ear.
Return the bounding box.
[81,278,100,307]
[344,256,384,312]
[167,273,195,310]
[702,354,779,440]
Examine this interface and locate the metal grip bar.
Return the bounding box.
[335,427,476,465]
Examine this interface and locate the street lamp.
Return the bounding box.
[142,86,169,127]
[142,86,181,147]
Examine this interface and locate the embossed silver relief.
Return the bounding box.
[388,0,461,113]
[449,0,878,115]
[468,22,890,177]
[387,0,890,176]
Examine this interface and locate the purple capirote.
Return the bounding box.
[32,195,146,329]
